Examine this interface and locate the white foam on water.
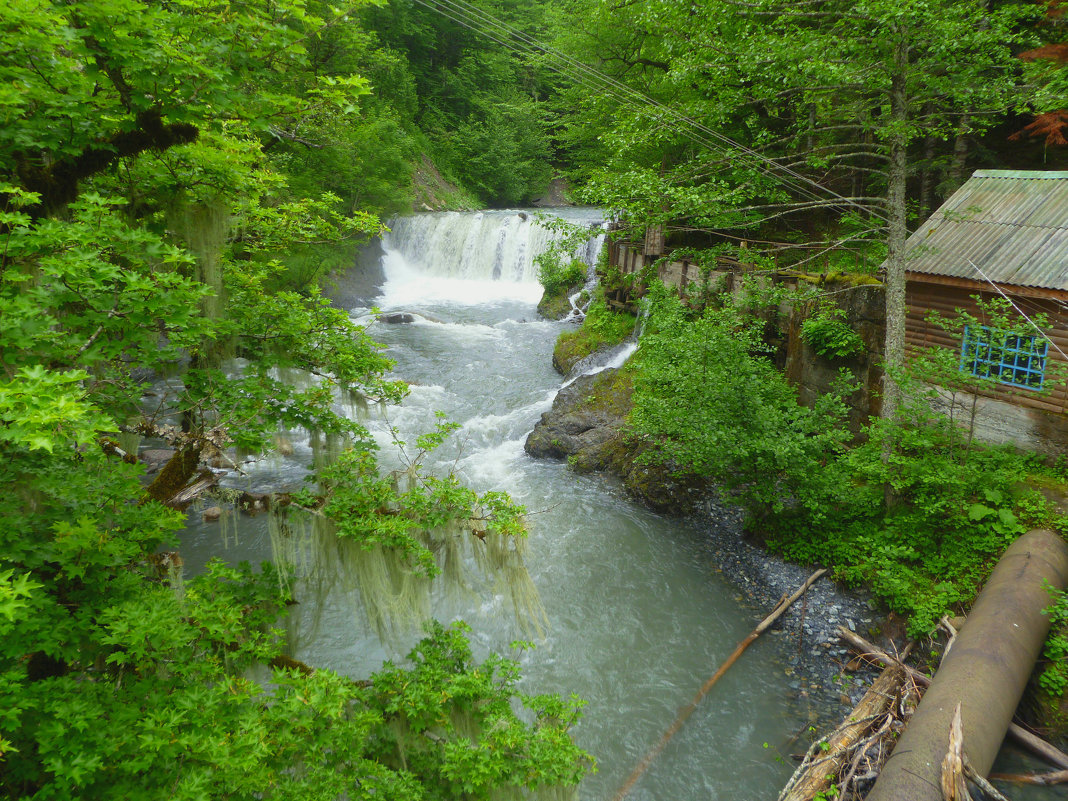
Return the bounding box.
[378,250,541,308]
[408,316,507,340]
[456,438,528,494]
[561,342,639,388]
[460,390,556,444]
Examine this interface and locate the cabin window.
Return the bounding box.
[960,325,1048,390]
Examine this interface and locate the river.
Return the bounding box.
[178,209,887,799]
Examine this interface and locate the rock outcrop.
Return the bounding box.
[524,367,707,511]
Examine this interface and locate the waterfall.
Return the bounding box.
[380,210,605,296]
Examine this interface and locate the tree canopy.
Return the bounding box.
[0,1,591,797]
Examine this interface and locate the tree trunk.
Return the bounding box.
[946,115,971,193]
[919,103,937,219]
[881,36,910,425]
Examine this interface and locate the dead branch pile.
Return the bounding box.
[779,661,920,801]
[780,625,1068,800]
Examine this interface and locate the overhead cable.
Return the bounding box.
[409,0,891,223]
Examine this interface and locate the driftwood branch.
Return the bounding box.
[779,663,905,801]
[962,754,1013,801]
[837,626,1068,772]
[989,768,1068,786]
[613,569,827,801]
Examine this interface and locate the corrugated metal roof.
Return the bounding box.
[904,170,1068,291]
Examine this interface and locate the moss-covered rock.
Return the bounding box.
[524,367,708,512]
[551,302,636,374]
[537,283,582,320]
[524,369,631,463]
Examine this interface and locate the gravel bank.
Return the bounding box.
[691,498,882,718]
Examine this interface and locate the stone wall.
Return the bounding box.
[780,282,886,434]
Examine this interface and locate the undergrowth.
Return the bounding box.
[628,285,1068,637]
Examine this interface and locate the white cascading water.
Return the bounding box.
[379,208,605,309]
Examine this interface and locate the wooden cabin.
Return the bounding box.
[903,170,1068,454]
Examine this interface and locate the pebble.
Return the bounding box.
[690,497,880,721]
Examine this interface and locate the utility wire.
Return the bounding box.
[410,0,891,223]
[431,0,855,213]
[415,0,836,211]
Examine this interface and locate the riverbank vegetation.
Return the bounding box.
[546,278,1068,641]
[537,0,1068,728]
[567,284,1068,638]
[553,300,636,373]
[0,0,594,796]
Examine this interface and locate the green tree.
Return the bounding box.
[0,1,593,796]
[628,285,851,529]
[558,0,1034,419]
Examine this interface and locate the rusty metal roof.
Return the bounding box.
[904,170,1068,291]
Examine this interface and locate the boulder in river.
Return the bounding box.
[379,312,417,324]
[525,368,707,512]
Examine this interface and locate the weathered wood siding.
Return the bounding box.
[905,277,1068,416]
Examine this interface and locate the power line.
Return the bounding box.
[409,0,890,224]
[432,0,861,212]
[413,0,836,212]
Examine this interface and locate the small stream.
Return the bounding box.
[176,209,1064,801]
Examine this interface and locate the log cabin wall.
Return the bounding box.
[905,276,1068,456]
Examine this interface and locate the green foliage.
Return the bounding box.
[368,621,593,798]
[629,284,851,525]
[0,367,112,452]
[298,443,529,577]
[0,1,592,795]
[538,258,587,297]
[535,215,595,295]
[553,298,636,371]
[767,310,1062,635]
[627,283,1064,636]
[362,0,559,206]
[557,0,1033,263]
[800,305,865,360]
[1041,584,1068,697]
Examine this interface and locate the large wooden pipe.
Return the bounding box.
[866,529,1068,801]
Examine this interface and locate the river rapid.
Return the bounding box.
[178,209,847,800]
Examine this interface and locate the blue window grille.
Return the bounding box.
[960,324,1048,391]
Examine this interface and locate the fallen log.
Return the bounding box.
[865,529,1068,801]
[990,768,1068,785]
[613,568,827,801]
[837,628,1068,771]
[779,663,905,801]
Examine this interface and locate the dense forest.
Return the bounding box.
[4,0,1068,796]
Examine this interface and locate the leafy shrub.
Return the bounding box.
[628,283,1063,637]
[538,254,587,296]
[1041,584,1068,696]
[628,284,851,524]
[801,306,865,359]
